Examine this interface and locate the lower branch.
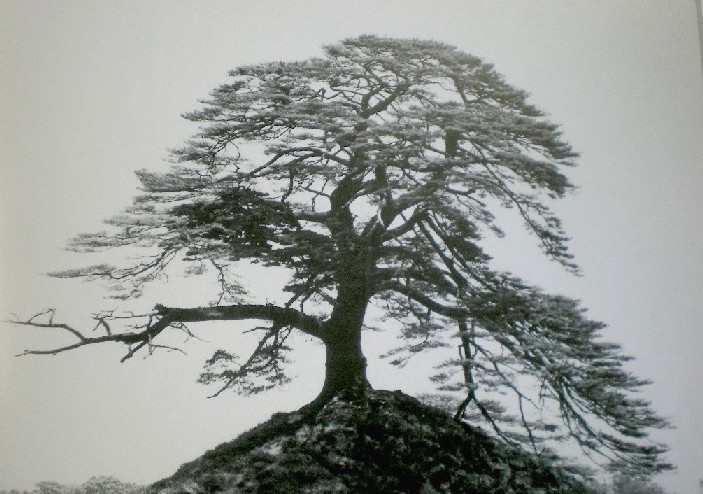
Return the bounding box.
[9,303,325,362]
[154,304,324,339]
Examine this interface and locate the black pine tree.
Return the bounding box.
[13,36,670,475]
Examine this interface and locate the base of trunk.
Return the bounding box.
[302,351,369,415]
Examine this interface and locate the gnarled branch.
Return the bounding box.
[9,303,325,363]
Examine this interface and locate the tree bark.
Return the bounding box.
[314,275,372,404]
[320,326,368,397]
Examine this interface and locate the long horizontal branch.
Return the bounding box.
[10,310,171,361]
[10,303,326,362]
[154,303,325,339]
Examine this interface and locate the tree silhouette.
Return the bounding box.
[12,36,669,475]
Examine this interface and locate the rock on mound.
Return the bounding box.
[149,390,592,493]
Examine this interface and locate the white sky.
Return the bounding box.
[1,1,702,492]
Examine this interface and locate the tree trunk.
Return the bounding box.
[315,279,371,405]
[320,329,368,397]
[310,194,378,407]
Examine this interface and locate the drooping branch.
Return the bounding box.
[380,280,467,319]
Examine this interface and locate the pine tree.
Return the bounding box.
[13,36,670,475]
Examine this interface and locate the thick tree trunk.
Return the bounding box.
[314,279,372,405]
[320,328,368,397]
[315,178,378,407]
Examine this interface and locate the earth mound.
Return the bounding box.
[149,389,593,493]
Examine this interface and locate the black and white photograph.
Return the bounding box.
[1,2,702,493]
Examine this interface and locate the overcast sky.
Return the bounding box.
[1,1,702,493]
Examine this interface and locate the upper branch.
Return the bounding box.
[381,280,467,319]
[248,146,351,177]
[358,82,410,118]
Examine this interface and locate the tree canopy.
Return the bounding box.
[13,35,670,476]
